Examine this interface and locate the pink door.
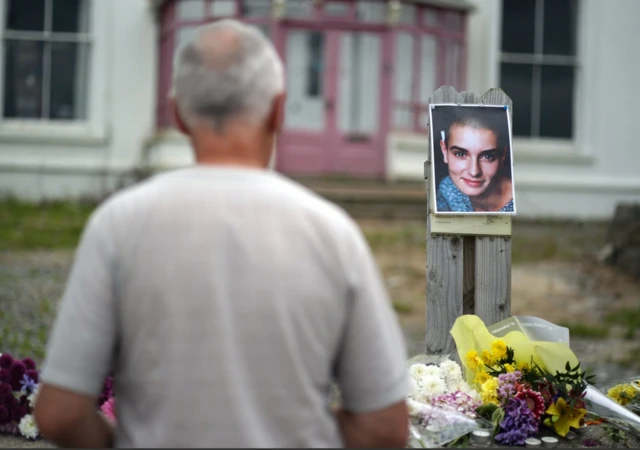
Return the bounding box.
[276,26,388,178]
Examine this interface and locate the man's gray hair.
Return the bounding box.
[172,19,285,131]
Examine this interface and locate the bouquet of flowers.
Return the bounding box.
[0,353,41,440]
[451,315,594,446]
[0,352,115,441]
[406,355,482,447]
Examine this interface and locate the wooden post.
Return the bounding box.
[424,86,513,356]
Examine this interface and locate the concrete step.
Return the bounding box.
[294,178,428,220]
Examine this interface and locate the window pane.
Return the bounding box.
[49,42,89,120]
[543,0,577,56]
[306,33,324,97]
[501,0,535,54]
[284,30,325,132]
[445,41,461,88]
[399,4,416,25]
[177,0,206,20]
[286,0,314,18]
[338,32,380,134]
[423,8,439,27]
[6,0,45,32]
[539,65,574,138]
[356,1,386,23]
[500,63,533,137]
[175,26,199,55]
[52,0,90,33]
[324,1,349,16]
[394,33,414,103]
[241,0,270,17]
[445,12,463,31]
[212,0,236,16]
[3,40,44,119]
[393,107,413,130]
[419,36,437,104]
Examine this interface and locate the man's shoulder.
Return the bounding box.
[275,176,360,232]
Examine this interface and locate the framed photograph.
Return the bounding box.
[429,104,516,216]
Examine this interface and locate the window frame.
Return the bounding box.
[0,0,108,146]
[498,0,580,142]
[391,5,467,134]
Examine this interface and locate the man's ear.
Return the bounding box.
[440,140,449,164]
[170,97,190,135]
[266,92,286,134]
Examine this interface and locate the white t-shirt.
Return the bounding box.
[41,166,409,447]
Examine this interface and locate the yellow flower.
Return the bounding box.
[623,385,637,399]
[608,384,637,406]
[546,397,586,437]
[480,378,499,405]
[481,350,494,366]
[516,361,530,372]
[504,363,516,373]
[473,371,491,385]
[465,350,484,372]
[491,339,507,361]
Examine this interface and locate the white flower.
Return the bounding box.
[438,359,462,382]
[409,364,429,383]
[421,375,446,397]
[422,365,441,378]
[28,384,40,408]
[19,414,39,440]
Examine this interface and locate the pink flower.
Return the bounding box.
[100,397,116,422]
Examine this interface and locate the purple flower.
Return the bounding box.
[21,358,36,371]
[497,371,522,402]
[20,374,38,395]
[0,354,13,370]
[9,361,26,382]
[98,375,115,407]
[0,406,8,424]
[494,397,539,446]
[0,383,11,398]
[0,369,10,384]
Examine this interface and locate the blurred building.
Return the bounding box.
[0,0,638,219]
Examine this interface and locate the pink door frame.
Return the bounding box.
[273,17,392,178]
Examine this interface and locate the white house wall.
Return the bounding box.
[389,0,640,219]
[0,0,157,201]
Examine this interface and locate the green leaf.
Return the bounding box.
[491,407,505,426]
[565,361,571,371]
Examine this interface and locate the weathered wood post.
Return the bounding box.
[424,86,513,356]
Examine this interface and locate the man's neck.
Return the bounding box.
[189,122,270,169]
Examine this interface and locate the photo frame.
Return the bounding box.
[429,104,516,216]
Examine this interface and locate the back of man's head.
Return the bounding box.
[172,19,284,133]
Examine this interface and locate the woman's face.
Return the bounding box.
[440,124,506,198]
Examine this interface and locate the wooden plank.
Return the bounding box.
[475,236,512,325]
[474,88,514,326]
[425,86,466,356]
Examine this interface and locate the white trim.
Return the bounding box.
[0,0,110,144]
[516,173,640,194]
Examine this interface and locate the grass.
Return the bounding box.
[0,198,96,250]
[559,322,610,339]
[605,306,640,339]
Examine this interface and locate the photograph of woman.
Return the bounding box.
[430,104,516,215]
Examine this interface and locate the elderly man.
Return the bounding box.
[34,19,409,448]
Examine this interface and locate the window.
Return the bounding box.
[499,0,578,139]
[391,5,466,133]
[3,0,91,121]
